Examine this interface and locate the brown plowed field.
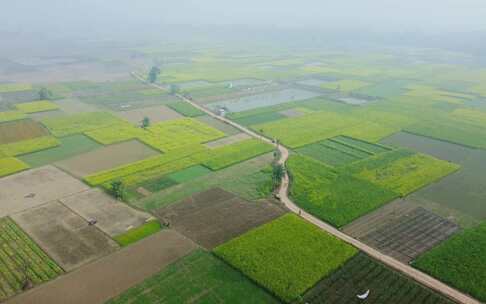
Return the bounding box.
[0,119,48,144]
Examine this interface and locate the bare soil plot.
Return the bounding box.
[6,230,197,304]
[59,189,153,236]
[54,98,100,114]
[55,140,159,177]
[0,165,89,217]
[115,105,182,125]
[11,201,118,271]
[343,200,459,263]
[154,188,286,249]
[204,133,250,148]
[0,119,48,144]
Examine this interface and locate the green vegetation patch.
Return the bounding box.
[106,249,279,304]
[0,217,63,301]
[113,220,162,247]
[167,165,211,183]
[321,79,371,92]
[15,100,59,113]
[0,157,30,177]
[41,112,125,137]
[203,139,274,170]
[214,214,358,302]
[0,111,26,123]
[18,135,101,167]
[0,136,60,157]
[167,102,205,117]
[233,111,286,126]
[287,155,397,227]
[305,253,454,304]
[345,149,460,196]
[0,83,32,93]
[413,222,486,302]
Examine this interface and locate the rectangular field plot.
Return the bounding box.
[344,149,460,196]
[15,100,59,113]
[0,158,29,177]
[233,111,286,126]
[7,231,197,304]
[167,101,205,117]
[296,136,391,167]
[0,120,49,144]
[0,217,63,301]
[18,134,101,167]
[166,165,211,183]
[304,253,454,304]
[207,88,321,112]
[382,132,486,219]
[12,201,118,271]
[154,188,286,249]
[41,112,126,137]
[59,189,153,237]
[214,214,357,302]
[287,155,397,227]
[0,111,26,123]
[204,133,250,148]
[0,166,89,217]
[196,115,240,135]
[106,249,279,304]
[357,207,458,263]
[55,140,159,177]
[0,136,59,157]
[115,105,183,124]
[413,222,486,302]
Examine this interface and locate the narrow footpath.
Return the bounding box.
[132,72,480,304]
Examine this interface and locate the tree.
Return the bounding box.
[38,87,52,100]
[141,116,150,128]
[272,162,285,190]
[110,181,125,200]
[169,84,180,95]
[148,66,161,83]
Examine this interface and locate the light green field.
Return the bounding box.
[0,111,26,123]
[321,79,371,92]
[0,157,30,177]
[15,100,59,113]
[113,220,162,247]
[0,136,60,157]
[41,112,125,137]
[106,249,280,304]
[0,83,32,93]
[214,214,358,302]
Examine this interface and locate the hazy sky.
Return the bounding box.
[2,0,486,33]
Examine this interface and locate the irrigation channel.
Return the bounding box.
[131,72,480,304]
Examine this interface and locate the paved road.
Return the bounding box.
[133,72,480,304]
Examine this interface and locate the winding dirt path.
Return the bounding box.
[132,72,480,304]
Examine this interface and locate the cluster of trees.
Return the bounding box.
[148,66,160,83]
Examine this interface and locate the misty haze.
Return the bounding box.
[0,1,485,304]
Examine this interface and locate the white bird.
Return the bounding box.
[357,290,370,300]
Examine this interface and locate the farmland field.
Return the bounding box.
[0,120,49,144]
[344,149,460,196]
[41,112,125,137]
[0,136,60,157]
[382,132,486,219]
[18,134,101,167]
[166,165,211,183]
[115,105,183,124]
[321,79,371,92]
[154,188,285,248]
[287,155,397,227]
[214,214,358,302]
[113,220,162,247]
[0,157,30,177]
[0,111,26,123]
[413,222,486,302]
[167,101,205,117]
[0,217,63,301]
[196,115,241,135]
[15,100,59,113]
[12,201,118,271]
[205,133,250,148]
[304,253,454,304]
[0,83,32,93]
[106,249,280,304]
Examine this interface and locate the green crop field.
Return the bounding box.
[305,253,454,304]
[0,217,63,301]
[233,111,286,126]
[167,102,205,117]
[287,155,397,227]
[203,139,274,170]
[0,83,32,93]
[106,249,280,304]
[84,122,142,145]
[15,100,59,113]
[41,112,125,137]
[167,165,211,183]
[345,149,460,196]
[18,135,101,167]
[0,157,30,177]
[0,136,60,157]
[413,222,486,302]
[214,214,358,302]
[134,154,273,210]
[0,111,26,123]
[321,79,371,92]
[113,220,163,247]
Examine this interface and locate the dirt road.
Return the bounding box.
[132,72,480,304]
